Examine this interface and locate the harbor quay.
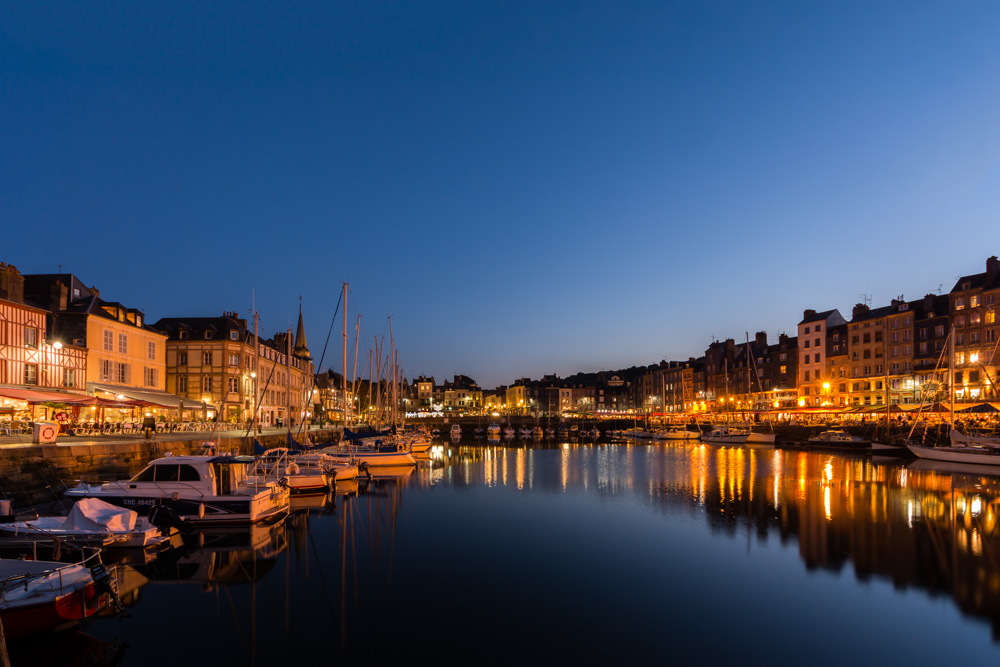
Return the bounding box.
[0,426,338,507]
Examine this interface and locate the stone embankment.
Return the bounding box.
[0,428,339,508]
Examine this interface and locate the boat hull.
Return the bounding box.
[64,488,289,525]
[906,443,1000,465]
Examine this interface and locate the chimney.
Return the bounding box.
[49,282,68,311]
[803,309,816,321]
[0,263,24,304]
[987,255,1000,282]
[852,303,870,319]
[755,331,767,347]
[924,293,936,316]
[779,333,789,346]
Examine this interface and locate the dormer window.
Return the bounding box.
[204,331,213,339]
[230,331,238,340]
[963,282,971,290]
[179,330,189,340]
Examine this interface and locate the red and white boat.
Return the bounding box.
[0,550,108,639]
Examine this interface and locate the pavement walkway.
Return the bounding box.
[0,425,328,449]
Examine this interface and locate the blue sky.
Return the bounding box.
[3,1,999,387]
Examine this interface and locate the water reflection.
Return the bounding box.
[419,439,1000,638]
[18,441,1000,664]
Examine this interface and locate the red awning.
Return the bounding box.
[0,388,97,405]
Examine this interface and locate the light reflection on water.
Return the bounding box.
[20,439,1000,665]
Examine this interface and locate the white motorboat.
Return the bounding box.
[0,497,173,548]
[532,427,544,438]
[65,454,290,525]
[659,426,700,441]
[487,423,502,438]
[808,430,868,445]
[519,427,533,437]
[744,431,776,445]
[701,427,749,444]
[450,424,462,437]
[253,447,331,494]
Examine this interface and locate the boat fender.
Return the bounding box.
[198,502,205,519]
[287,462,300,475]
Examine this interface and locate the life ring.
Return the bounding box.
[39,423,58,441]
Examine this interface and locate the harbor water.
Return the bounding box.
[16,437,1000,665]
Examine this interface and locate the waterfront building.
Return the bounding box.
[949,256,1000,402]
[912,294,951,402]
[23,272,169,410]
[153,308,314,425]
[824,323,849,407]
[797,309,847,407]
[506,382,528,415]
[0,264,88,417]
[846,303,894,407]
[314,369,347,422]
[885,297,921,405]
[704,338,738,412]
[767,334,799,410]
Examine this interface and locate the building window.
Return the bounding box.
[203,375,213,392]
[203,352,212,365]
[956,298,965,311]
[228,377,239,394]
[118,333,127,355]
[144,367,158,387]
[116,362,129,383]
[24,364,37,385]
[24,327,38,348]
[148,341,156,360]
[935,325,945,337]
[204,331,213,339]
[179,352,187,365]
[804,340,810,349]
[805,326,810,334]
[804,370,810,381]
[971,295,980,308]
[230,331,239,340]
[814,353,820,363]
[63,368,75,388]
[104,330,114,351]
[178,375,188,392]
[780,365,787,375]
[229,353,238,366]
[179,330,189,340]
[987,310,996,324]
[100,359,113,381]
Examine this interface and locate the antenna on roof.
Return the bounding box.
[856,293,871,307]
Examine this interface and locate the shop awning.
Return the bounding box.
[87,384,217,410]
[0,387,97,405]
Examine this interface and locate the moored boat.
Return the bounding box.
[65,454,290,525]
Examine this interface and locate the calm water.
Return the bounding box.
[16,438,1000,665]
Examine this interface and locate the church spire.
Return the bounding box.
[294,299,310,359]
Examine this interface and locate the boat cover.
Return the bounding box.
[61,497,137,532]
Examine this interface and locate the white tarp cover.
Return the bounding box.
[61,497,137,532]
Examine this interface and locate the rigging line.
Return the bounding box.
[314,289,343,374]
[238,356,280,452]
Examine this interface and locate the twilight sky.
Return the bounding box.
[3,1,1000,388]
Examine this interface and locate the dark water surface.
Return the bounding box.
[17,439,1000,665]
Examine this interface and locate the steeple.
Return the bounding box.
[294,300,310,359]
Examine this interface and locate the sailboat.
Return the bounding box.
[743,334,776,445]
[907,328,1000,464]
[702,358,749,444]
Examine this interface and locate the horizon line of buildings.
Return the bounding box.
[415,255,1000,417]
[2,255,998,422]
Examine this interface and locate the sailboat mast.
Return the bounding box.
[950,324,955,432]
[389,316,396,427]
[342,282,349,428]
[253,308,260,437]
